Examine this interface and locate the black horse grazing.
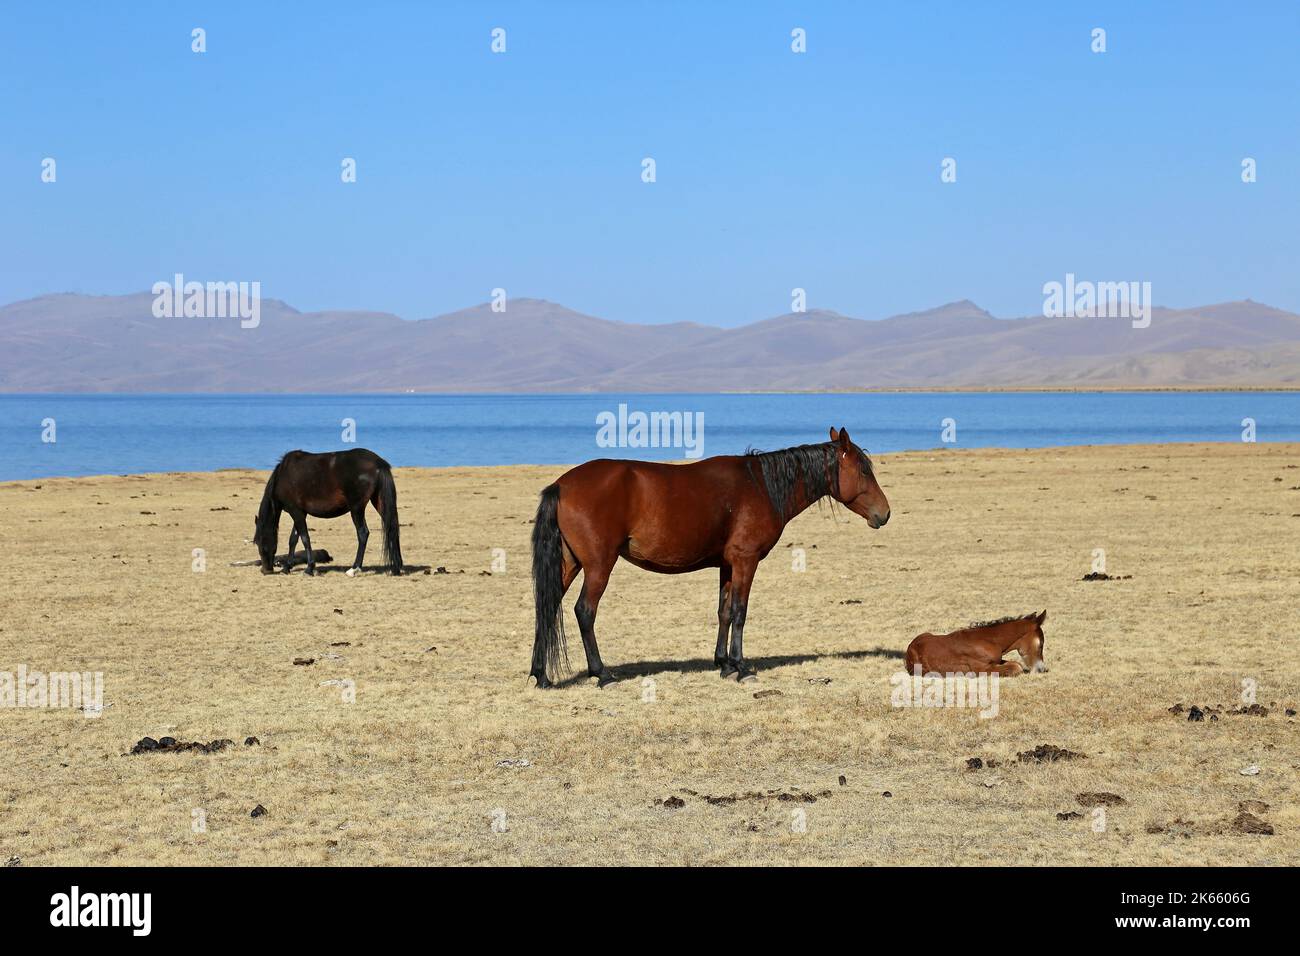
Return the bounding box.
[254,449,403,576]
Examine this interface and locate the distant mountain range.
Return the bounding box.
[3,292,1300,391]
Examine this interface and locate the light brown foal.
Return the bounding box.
[905,611,1048,677]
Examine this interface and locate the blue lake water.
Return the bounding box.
[1,392,1296,480]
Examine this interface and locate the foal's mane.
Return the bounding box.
[744,441,840,519]
[968,612,1039,629]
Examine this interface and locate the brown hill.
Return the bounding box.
[2,293,1298,391]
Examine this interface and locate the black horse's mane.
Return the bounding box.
[744,441,840,519]
[253,456,287,546]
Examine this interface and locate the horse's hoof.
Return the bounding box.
[720,660,756,681]
[391,567,403,576]
[530,672,552,689]
[304,568,316,577]
[595,670,618,689]
[260,567,275,576]
[345,567,357,577]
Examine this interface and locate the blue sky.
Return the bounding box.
[2,1,1297,325]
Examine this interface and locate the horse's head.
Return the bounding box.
[829,426,890,528]
[253,511,278,574]
[1015,610,1049,673]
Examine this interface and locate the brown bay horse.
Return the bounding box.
[254,449,403,576]
[530,427,890,687]
[905,611,1048,677]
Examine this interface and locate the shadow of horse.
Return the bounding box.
[303,563,437,576]
[553,647,904,688]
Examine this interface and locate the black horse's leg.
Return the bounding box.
[714,565,733,666]
[287,507,315,576]
[721,560,757,681]
[575,559,617,688]
[348,505,369,575]
[282,527,299,572]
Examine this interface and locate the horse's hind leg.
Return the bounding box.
[995,660,1024,678]
[714,565,732,666]
[575,556,617,688]
[348,504,369,575]
[370,487,403,575]
[286,506,316,576]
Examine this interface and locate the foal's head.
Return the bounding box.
[1010,610,1049,673]
[829,427,890,528]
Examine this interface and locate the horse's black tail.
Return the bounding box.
[375,465,404,574]
[530,483,569,683]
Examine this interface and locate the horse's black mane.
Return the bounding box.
[744,442,840,519]
[253,456,288,546]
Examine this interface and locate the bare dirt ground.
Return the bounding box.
[2,442,1297,866]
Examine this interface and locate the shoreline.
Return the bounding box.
[3,385,1300,395]
[3,439,1295,486]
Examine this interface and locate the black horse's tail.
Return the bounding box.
[375,465,404,574]
[531,483,569,683]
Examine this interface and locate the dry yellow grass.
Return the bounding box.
[1,442,1297,866]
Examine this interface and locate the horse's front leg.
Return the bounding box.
[714,566,732,667]
[282,527,299,572]
[287,508,315,576]
[720,558,757,681]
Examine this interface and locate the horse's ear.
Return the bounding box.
[1037,609,1048,625]
[835,426,851,449]
[829,427,840,442]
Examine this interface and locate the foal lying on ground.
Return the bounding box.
[905,611,1048,677]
